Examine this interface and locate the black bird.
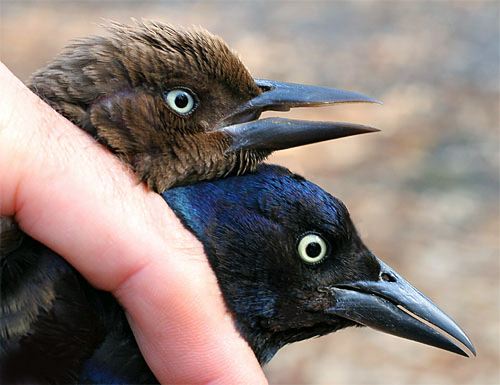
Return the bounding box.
[0,20,377,256]
[1,165,475,384]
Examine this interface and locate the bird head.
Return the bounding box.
[164,164,475,364]
[29,21,378,192]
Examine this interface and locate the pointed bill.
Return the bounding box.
[221,117,378,152]
[251,79,381,110]
[216,79,380,152]
[326,259,476,357]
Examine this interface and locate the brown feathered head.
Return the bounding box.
[30,20,378,191]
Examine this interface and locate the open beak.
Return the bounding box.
[217,79,380,152]
[326,259,476,357]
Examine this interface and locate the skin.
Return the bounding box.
[0,62,267,385]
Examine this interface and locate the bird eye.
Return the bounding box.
[164,89,197,115]
[297,233,328,264]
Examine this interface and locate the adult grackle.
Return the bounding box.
[1,165,475,384]
[0,20,378,256]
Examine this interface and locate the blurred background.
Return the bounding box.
[1,1,498,384]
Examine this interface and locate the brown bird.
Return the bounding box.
[28,20,378,192]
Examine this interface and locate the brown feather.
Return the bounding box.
[28,20,265,191]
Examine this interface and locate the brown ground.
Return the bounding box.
[1,1,498,384]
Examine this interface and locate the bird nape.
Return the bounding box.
[1,165,475,384]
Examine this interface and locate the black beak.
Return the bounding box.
[326,259,476,357]
[216,79,380,152]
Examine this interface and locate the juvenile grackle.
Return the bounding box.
[1,165,475,384]
[28,20,378,191]
[0,20,378,256]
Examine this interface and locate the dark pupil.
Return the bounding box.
[305,242,322,258]
[175,93,189,109]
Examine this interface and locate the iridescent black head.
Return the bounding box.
[164,164,475,364]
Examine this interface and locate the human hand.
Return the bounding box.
[0,62,266,385]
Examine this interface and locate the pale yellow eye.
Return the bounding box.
[164,89,196,115]
[297,234,328,264]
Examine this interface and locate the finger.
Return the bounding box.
[0,63,267,385]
